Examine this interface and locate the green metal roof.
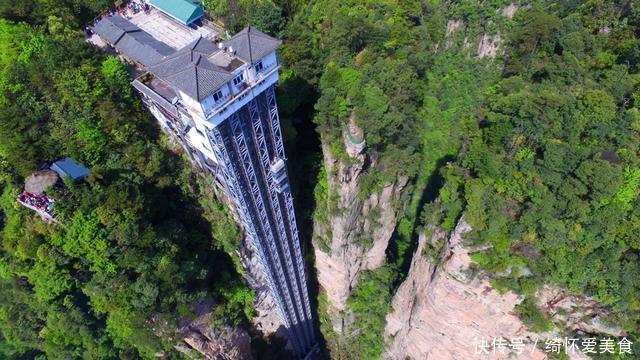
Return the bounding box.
[149,0,204,25]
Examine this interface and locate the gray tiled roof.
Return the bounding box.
[148,38,233,101]
[94,19,281,103]
[93,15,174,67]
[105,15,139,33]
[132,79,178,117]
[94,18,126,44]
[191,36,219,55]
[224,26,282,64]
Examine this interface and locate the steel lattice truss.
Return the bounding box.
[205,86,316,356]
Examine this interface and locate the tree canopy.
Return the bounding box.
[2,0,640,358]
[282,0,640,357]
[0,3,251,358]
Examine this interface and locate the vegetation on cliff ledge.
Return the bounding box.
[283,0,640,358]
[443,0,640,340]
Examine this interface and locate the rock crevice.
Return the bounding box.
[385,219,547,359]
[176,303,253,360]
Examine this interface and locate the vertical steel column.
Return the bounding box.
[265,86,315,342]
[247,97,315,345]
[206,126,303,354]
[227,111,310,353]
[202,84,317,358]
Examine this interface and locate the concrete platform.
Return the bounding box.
[86,33,112,53]
[129,8,219,50]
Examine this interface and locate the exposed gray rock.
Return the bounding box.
[212,175,288,343]
[176,303,253,360]
[240,239,282,334]
[239,235,292,349]
[536,286,625,337]
[384,219,547,359]
[478,32,502,59]
[503,3,519,19]
[446,19,463,37]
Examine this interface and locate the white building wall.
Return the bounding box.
[185,126,217,161]
[191,51,279,126]
[230,65,250,94]
[201,85,232,114]
[149,103,170,128]
[160,52,281,165]
[254,52,278,78]
[205,66,280,127]
[179,90,206,118]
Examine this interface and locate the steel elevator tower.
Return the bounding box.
[209,86,316,355]
[93,17,316,357]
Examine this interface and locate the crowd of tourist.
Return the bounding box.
[86,0,151,36]
[17,192,55,217]
[116,0,150,17]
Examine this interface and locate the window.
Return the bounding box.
[232,73,244,86]
[255,61,264,73]
[212,90,224,102]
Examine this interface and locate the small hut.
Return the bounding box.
[17,158,88,222]
[50,157,90,181]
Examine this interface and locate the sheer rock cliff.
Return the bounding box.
[445,3,519,58]
[313,123,407,330]
[384,219,547,359]
[535,285,626,338]
[241,241,289,341]
[384,218,623,359]
[212,186,288,342]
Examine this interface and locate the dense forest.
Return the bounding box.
[280,0,640,358]
[1,0,640,359]
[446,1,640,337]
[0,1,254,358]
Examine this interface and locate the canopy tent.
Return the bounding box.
[50,157,90,181]
[149,0,204,25]
[25,170,60,195]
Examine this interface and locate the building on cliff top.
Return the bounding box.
[92,10,317,359]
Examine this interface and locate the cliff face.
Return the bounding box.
[313,122,407,328]
[535,285,626,338]
[241,239,290,341]
[384,218,623,359]
[384,219,547,359]
[211,185,288,343]
[445,3,520,59]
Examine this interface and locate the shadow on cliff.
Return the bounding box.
[250,325,295,359]
[386,154,456,286]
